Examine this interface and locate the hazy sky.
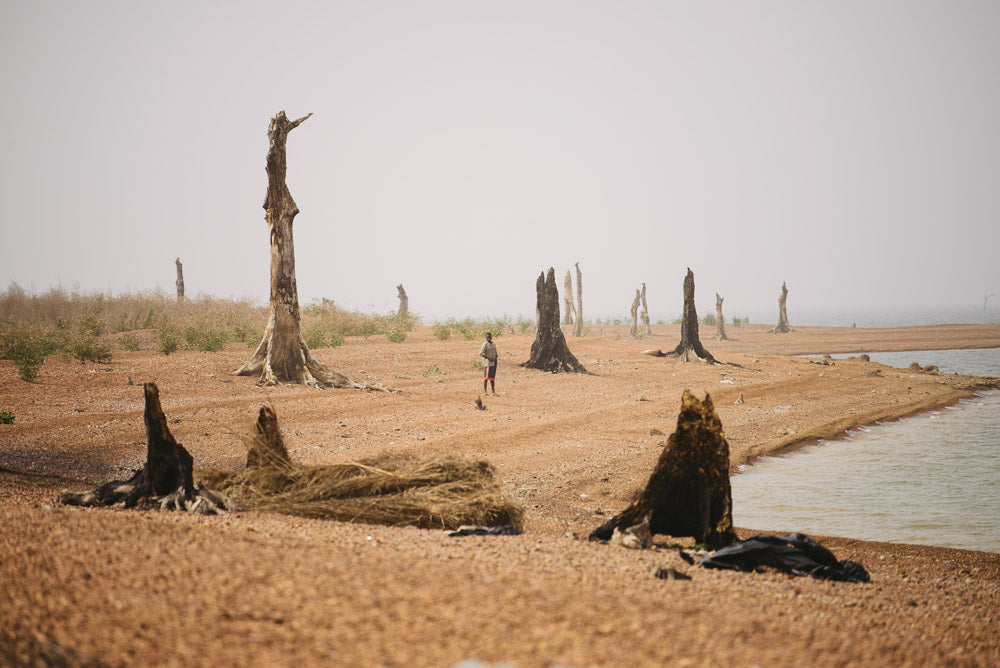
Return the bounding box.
[2,1,999,323]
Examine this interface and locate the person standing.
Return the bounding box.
[479,332,498,395]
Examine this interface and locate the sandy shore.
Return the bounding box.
[2,323,999,666]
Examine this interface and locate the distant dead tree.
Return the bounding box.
[715,293,728,340]
[234,111,379,389]
[769,282,792,334]
[589,390,737,550]
[396,284,409,318]
[174,257,185,302]
[985,291,997,312]
[642,269,715,363]
[562,270,577,326]
[630,289,641,338]
[573,262,584,337]
[522,268,587,373]
[640,282,651,335]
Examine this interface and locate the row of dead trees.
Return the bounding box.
[177,109,795,389]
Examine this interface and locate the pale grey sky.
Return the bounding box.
[2,1,998,323]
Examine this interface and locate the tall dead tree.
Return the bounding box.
[522,268,587,373]
[590,390,737,550]
[630,289,641,338]
[640,282,651,335]
[396,284,409,318]
[769,281,792,333]
[562,270,577,326]
[234,112,371,389]
[714,293,728,340]
[573,262,584,337]
[174,257,185,302]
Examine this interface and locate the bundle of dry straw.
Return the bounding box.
[199,406,522,530]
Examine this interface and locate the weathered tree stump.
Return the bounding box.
[522,268,587,373]
[630,289,641,338]
[769,282,793,333]
[640,282,651,335]
[562,270,577,326]
[573,262,584,337]
[174,257,185,302]
[57,383,233,514]
[234,112,379,389]
[590,390,736,549]
[715,293,728,340]
[660,268,716,362]
[396,284,409,318]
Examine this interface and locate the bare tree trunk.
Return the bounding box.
[174,258,185,302]
[640,282,651,335]
[573,262,583,337]
[659,268,715,363]
[589,390,736,550]
[630,289,641,338]
[522,268,587,373]
[769,282,792,333]
[562,270,577,326]
[396,284,409,318]
[234,111,374,389]
[57,383,233,514]
[715,293,728,340]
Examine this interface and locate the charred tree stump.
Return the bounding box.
[57,383,233,514]
[769,282,792,333]
[174,257,185,302]
[234,112,377,389]
[715,293,728,340]
[666,268,716,363]
[590,390,736,549]
[630,289,641,338]
[396,284,409,318]
[562,270,577,326]
[573,262,584,337]
[522,268,587,373]
[640,282,651,335]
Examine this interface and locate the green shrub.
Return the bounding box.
[121,333,140,351]
[69,336,112,363]
[327,331,344,348]
[732,316,748,327]
[422,364,441,377]
[700,313,716,326]
[304,328,326,349]
[158,330,180,355]
[432,324,451,341]
[184,327,228,352]
[385,327,406,343]
[2,328,48,381]
[0,409,14,424]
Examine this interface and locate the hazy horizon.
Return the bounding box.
[3,2,999,324]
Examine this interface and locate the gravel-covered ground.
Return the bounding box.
[2,323,999,667]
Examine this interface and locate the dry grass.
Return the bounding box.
[200,454,522,530]
[198,406,522,530]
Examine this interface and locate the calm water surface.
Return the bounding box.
[732,349,1000,553]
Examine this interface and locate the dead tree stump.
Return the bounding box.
[590,390,736,549]
[174,257,185,302]
[715,293,728,340]
[769,282,792,333]
[396,284,409,318]
[234,112,377,389]
[640,282,651,335]
[57,383,233,514]
[562,270,577,326]
[573,262,584,337]
[630,289,641,338]
[665,268,716,363]
[522,268,587,373]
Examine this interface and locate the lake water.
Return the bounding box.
[732,349,1000,553]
